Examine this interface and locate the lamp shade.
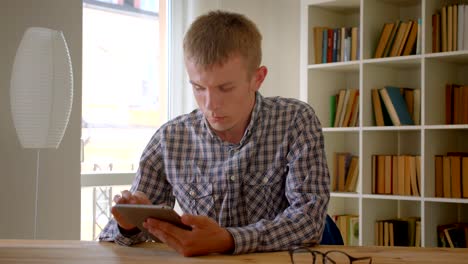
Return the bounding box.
[10,27,73,149]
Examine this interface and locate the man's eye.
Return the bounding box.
[193,85,204,91]
[220,86,234,92]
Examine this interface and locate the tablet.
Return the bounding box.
[114,204,191,241]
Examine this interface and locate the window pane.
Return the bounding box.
[81,0,167,240]
[82,2,167,174]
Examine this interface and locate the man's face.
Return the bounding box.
[185,55,265,137]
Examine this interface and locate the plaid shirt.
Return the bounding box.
[99,92,330,254]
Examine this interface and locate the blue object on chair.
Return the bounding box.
[320,214,344,245]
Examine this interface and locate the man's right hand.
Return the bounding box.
[111,190,151,230]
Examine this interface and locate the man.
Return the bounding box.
[99,10,330,257]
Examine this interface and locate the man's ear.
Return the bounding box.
[252,66,268,91]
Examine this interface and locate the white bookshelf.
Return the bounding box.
[300,0,468,247]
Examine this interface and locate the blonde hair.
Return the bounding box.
[183,10,262,75]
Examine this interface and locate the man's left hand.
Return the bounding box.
[142,214,234,257]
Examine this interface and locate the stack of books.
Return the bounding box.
[333,214,359,246]
[372,86,420,126]
[438,223,468,248]
[375,217,421,247]
[313,26,359,64]
[374,19,421,58]
[330,88,359,127]
[371,154,421,196]
[332,152,359,193]
[432,3,468,53]
[445,83,468,124]
[434,153,468,198]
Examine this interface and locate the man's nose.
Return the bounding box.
[205,89,221,111]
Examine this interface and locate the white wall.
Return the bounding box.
[177,0,301,113]
[219,0,300,99]
[0,0,82,239]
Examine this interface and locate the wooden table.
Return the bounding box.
[0,240,467,263]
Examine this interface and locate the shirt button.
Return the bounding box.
[263,177,268,184]
[230,176,236,181]
[189,190,195,196]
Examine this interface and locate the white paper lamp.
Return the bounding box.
[10,27,73,239]
[10,27,73,149]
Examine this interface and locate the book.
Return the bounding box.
[379,86,415,126]
[408,155,419,196]
[415,220,421,247]
[463,86,468,124]
[443,156,452,198]
[416,156,421,197]
[403,20,418,56]
[392,155,399,195]
[349,94,359,127]
[313,27,325,64]
[348,216,359,246]
[330,95,336,127]
[344,156,359,192]
[338,89,351,127]
[442,6,447,52]
[327,28,333,62]
[389,21,409,57]
[374,22,395,58]
[334,89,346,127]
[435,155,444,197]
[404,155,412,195]
[397,155,406,195]
[372,89,385,126]
[404,89,414,118]
[377,155,386,194]
[465,4,468,50]
[341,27,346,62]
[397,20,413,56]
[413,89,421,125]
[342,89,359,127]
[450,155,462,198]
[372,155,377,194]
[335,152,351,192]
[383,20,401,57]
[322,29,328,63]
[332,28,338,62]
[433,13,441,52]
[416,18,422,54]
[446,84,454,124]
[384,155,392,194]
[458,4,464,51]
[351,27,358,60]
[453,4,458,51]
[448,5,453,52]
[444,226,467,248]
[463,157,468,198]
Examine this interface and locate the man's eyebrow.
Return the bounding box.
[189,80,234,88]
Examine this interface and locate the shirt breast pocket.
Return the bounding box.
[172,182,216,219]
[243,166,286,222]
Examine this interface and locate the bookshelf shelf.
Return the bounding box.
[362,56,422,67]
[323,127,360,132]
[424,197,468,204]
[331,192,360,198]
[424,125,468,130]
[308,61,359,71]
[362,194,423,201]
[361,126,422,131]
[300,0,468,248]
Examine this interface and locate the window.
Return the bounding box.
[81,0,168,240]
